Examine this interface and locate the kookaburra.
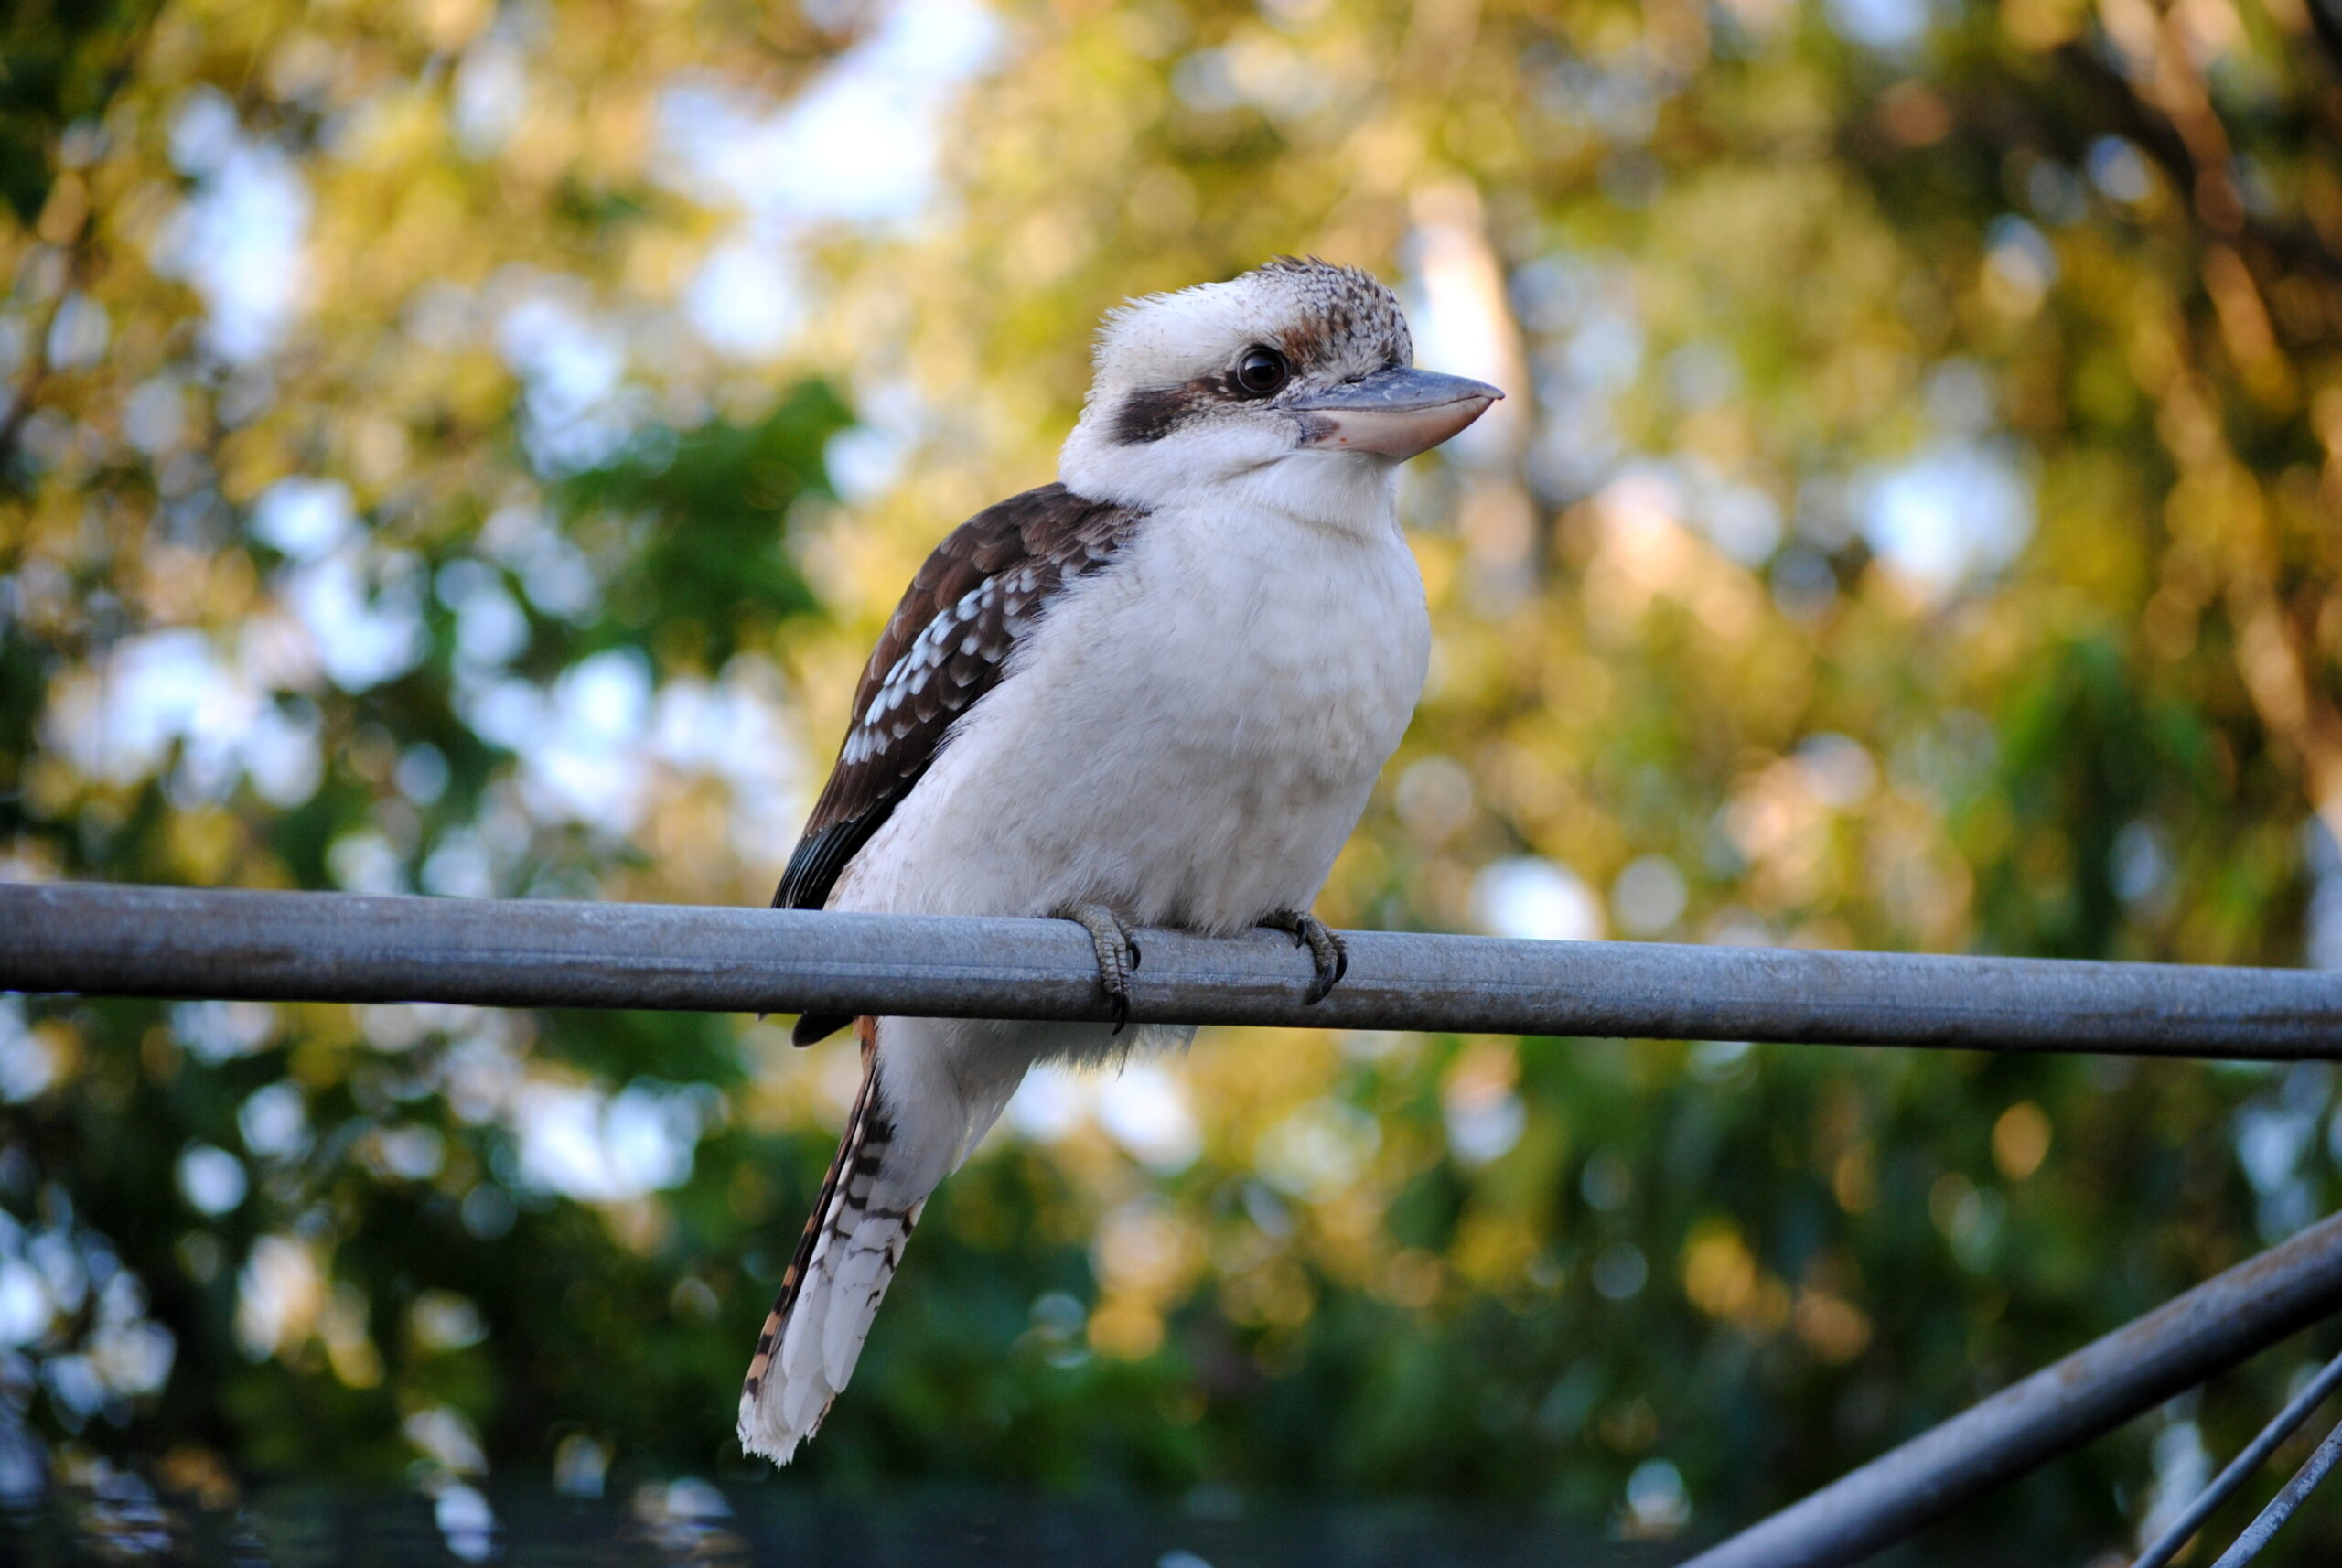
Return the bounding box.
[737,257,1499,1464]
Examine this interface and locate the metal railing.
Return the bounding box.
[5,877,2342,1566]
[3,881,2336,1057]
[1676,1213,2342,1568]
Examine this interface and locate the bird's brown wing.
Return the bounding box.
[775,482,1144,1045]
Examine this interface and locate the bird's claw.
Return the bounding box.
[1262,910,1347,1005]
[1055,902,1141,1034]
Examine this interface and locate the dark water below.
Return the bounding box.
[0,1479,1701,1566]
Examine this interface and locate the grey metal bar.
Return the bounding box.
[2,881,2340,1055]
[2210,1411,2342,1566]
[1678,1212,2342,1568]
[2132,1347,2342,1568]
[2,881,2339,1565]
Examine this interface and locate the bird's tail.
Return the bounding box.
[737,1018,928,1466]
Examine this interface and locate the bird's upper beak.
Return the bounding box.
[1292,367,1504,460]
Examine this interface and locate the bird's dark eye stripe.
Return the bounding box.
[1112,383,1203,445]
[1234,346,1289,397]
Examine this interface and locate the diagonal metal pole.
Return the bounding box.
[2132,1347,2342,1568]
[2209,1412,2342,1566]
[1677,1213,2342,1568]
[4,882,2342,1057]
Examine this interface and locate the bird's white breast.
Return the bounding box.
[832,496,1430,935]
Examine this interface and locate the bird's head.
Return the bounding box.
[1059,258,1502,525]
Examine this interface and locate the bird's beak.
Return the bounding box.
[1292,367,1504,460]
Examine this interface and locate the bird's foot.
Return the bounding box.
[1054,902,1142,1034]
[1261,909,1347,1005]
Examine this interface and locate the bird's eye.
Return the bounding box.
[1234,346,1290,397]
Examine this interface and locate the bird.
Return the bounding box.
[736,257,1500,1465]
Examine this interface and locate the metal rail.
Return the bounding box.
[2210,1410,2342,1566]
[2131,1347,2342,1568]
[11,878,2342,1567]
[1679,1211,2342,1568]
[2,882,2340,1056]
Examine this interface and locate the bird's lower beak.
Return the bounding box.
[1292,367,1504,460]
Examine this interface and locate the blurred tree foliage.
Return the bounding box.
[2,0,2341,1558]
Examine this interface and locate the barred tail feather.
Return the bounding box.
[737,1020,926,1466]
